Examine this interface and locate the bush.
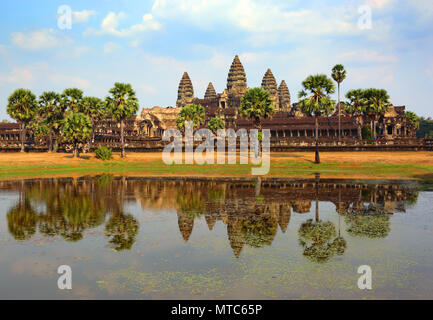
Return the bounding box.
[95,146,112,160]
[361,125,373,140]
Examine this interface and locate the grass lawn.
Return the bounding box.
[0,151,432,182]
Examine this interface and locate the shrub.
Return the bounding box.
[361,125,373,140]
[95,146,112,160]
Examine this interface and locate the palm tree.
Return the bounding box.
[404,111,419,136]
[106,83,139,158]
[6,89,38,152]
[176,104,206,132]
[38,91,65,152]
[298,75,335,164]
[239,88,276,156]
[345,89,366,117]
[61,112,93,158]
[239,88,275,133]
[363,88,389,139]
[208,116,225,134]
[331,64,347,140]
[61,88,84,113]
[81,96,106,143]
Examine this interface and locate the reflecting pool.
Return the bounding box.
[0,176,432,299]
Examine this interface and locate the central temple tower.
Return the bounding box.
[226,55,247,96]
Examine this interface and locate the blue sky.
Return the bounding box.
[1,0,433,120]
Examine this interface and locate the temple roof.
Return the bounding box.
[227,55,247,94]
[204,82,217,100]
[278,80,291,109]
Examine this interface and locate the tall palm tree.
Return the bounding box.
[363,88,389,139]
[106,83,139,158]
[176,104,206,132]
[331,64,347,140]
[81,96,106,144]
[298,74,335,164]
[7,89,38,152]
[38,91,65,152]
[61,88,84,114]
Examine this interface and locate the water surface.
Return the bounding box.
[0,177,432,299]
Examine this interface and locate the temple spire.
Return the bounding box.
[278,80,291,112]
[261,68,279,110]
[176,72,194,108]
[227,55,247,96]
[204,82,217,100]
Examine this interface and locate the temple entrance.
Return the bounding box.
[387,125,393,135]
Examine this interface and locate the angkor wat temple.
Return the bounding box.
[140,55,418,143]
[0,55,427,151]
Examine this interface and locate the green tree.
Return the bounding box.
[331,64,347,140]
[404,111,419,131]
[417,117,433,138]
[61,112,93,158]
[61,88,84,113]
[37,91,65,152]
[6,89,38,152]
[208,116,225,134]
[345,89,366,117]
[106,83,139,158]
[176,104,206,132]
[363,88,389,139]
[298,75,335,164]
[82,96,106,143]
[239,87,275,133]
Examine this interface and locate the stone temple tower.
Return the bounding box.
[204,82,217,100]
[176,72,194,108]
[261,68,279,110]
[278,80,291,112]
[227,55,247,96]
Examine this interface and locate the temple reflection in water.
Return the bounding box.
[1,177,419,261]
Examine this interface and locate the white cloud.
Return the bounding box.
[152,0,361,44]
[338,50,399,63]
[0,62,91,89]
[408,0,433,20]
[104,42,121,54]
[366,0,392,9]
[72,10,97,23]
[0,44,6,54]
[11,29,72,50]
[86,12,161,37]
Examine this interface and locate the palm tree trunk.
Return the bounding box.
[338,83,341,141]
[48,131,53,153]
[121,119,125,158]
[315,116,320,164]
[20,122,25,153]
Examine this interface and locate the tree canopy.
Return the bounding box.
[176,104,206,131]
[297,74,335,116]
[239,87,275,129]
